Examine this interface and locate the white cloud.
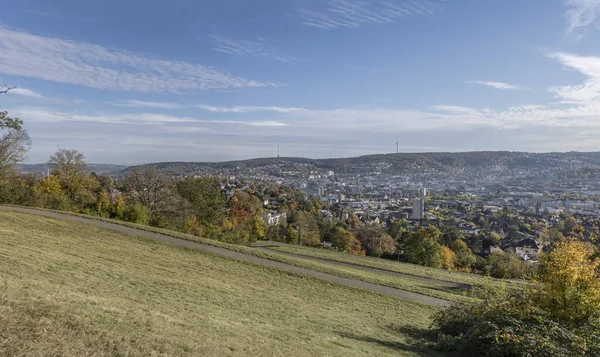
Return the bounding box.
[9,107,289,128]
[116,100,182,109]
[433,105,491,116]
[0,28,275,93]
[247,120,288,127]
[207,35,297,63]
[9,87,43,97]
[565,0,600,34]
[196,104,306,113]
[17,51,600,162]
[468,80,529,91]
[300,0,443,29]
[11,108,196,125]
[548,52,600,103]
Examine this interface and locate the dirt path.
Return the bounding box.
[252,244,470,290]
[0,206,452,307]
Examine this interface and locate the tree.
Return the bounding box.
[387,220,406,240]
[441,246,455,270]
[285,225,298,244]
[34,174,70,210]
[346,214,360,230]
[0,112,32,204]
[184,215,203,236]
[296,212,321,246]
[403,226,443,268]
[0,170,34,204]
[111,195,125,219]
[487,232,501,246]
[48,149,98,208]
[122,166,171,217]
[547,228,565,243]
[0,111,31,173]
[49,149,86,177]
[330,227,356,252]
[265,224,283,241]
[123,203,150,225]
[0,85,16,95]
[355,225,396,257]
[562,216,577,236]
[249,215,266,242]
[176,177,226,225]
[534,239,600,323]
[451,239,476,272]
[95,189,111,216]
[440,226,464,246]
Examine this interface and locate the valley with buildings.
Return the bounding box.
[19,151,600,266]
[93,151,600,264]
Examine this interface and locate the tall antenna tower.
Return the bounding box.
[396,139,399,154]
[277,145,280,159]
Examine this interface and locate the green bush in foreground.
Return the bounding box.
[433,291,600,356]
[432,239,600,357]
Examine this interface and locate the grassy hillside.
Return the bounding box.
[0,211,444,357]
[5,207,474,303]
[267,244,525,288]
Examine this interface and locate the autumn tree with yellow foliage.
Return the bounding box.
[432,238,600,356]
[533,239,600,323]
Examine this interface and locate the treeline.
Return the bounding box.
[0,148,330,244]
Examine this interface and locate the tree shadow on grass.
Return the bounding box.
[336,324,444,356]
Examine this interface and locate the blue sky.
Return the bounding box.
[2,0,600,164]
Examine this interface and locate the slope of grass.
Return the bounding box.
[0,211,444,357]
[6,206,474,302]
[268,244,525,288]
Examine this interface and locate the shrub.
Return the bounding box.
[432,293,600,357]
[123,204,150,225]
[432,239,600,357]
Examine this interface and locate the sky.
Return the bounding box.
[2,0,600,164]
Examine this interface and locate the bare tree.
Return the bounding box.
[0,111,31,173]
[0,85,16,95]
[121,166,172,216]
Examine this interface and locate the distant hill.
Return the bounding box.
[17,163,129,175]
[117,151,600,177]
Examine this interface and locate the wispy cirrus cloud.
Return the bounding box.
[196,104,306,113]
[432,105,492,116]
[300,0,443,29]
[10,107,288,127]
[109,102,305,113]
[9,87,43,98]
[207,35,297,63]
[0,28,275,93]
[113,100,182,109]
[565,0,600,35]
[467,80,530,91]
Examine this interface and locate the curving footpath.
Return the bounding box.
[0,206,452,307]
